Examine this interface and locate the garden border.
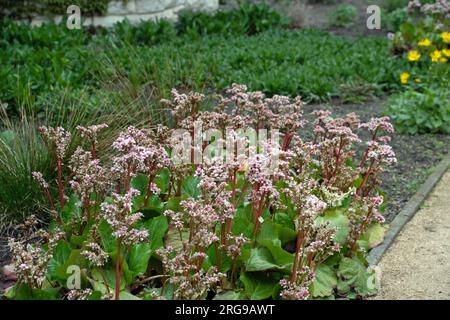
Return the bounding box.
[367,152,450,266]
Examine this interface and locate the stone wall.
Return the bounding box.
[29,0,218,27]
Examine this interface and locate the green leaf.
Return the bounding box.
[61,194,81,223]
[359,223,387,250]
[338,256,377,297]
[30,288,59,300]
[315,209,350,245]
[181,175,200,198]
[164,196,184,212]
[240,272,280,300]
[87,291,103,300]
[131,174,149,195]
[145,215,169,252]
[98,219,117,253]
[258,239,293,273]
[47,240,72,281]
[8,283,59,300]
[127,243,152,277]
[232,207,254,239]
[245,245,292,272]
[213,290,247,300]
[205,245,232,273]
[312,263,337,298]
[90,268,125,295]
[245,247,279,271]
[154,168,170,193]
[255,220,294,272]
[119,291,141,300]
[257,219,279,243]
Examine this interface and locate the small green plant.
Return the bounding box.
[329,4,358,28]
[339,78,378,104]
[382,0,409,13]
[386,87,450,134]
[177,3,290,37]
[383,7,408,32]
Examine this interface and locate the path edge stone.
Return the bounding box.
[367,152,450,266]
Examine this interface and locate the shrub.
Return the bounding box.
[386,87,450,134]
[3,85,397,300]
[329,4,358,28]
[0,0,110,18]
[176,3,290,37]
[383,7,408,32]
[99,19,177,46]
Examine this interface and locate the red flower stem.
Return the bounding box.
[226,169,238,236]
[352,159,375,203]
[281,132,292,151]
[144,172,155,207]
[91,142,96,160]
[85,197,91,224]
[235,180,249,208]
[291,230,304,283]
[176,178,182,197]
[306,253,314,269]
[359,128,379,168]
[219,223,226,271]
[330,138,344,180]
[56,158,65,209]
[115,238,122,300]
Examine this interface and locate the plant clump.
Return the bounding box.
[3,84,396,300]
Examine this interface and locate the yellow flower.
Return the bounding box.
[415,79,421,83]
[430,50,442,62]
[400,72,410,84]
[440,57,448,63]
[407,50,421,62]
[443,49,450,57]
[441,32,450,43]
[418,38,431,47]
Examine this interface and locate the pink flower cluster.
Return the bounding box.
[100,189,148,246]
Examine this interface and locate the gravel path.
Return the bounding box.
[373,170,450,300]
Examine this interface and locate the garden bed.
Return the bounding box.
[1,1,449,300]
[1,95,449,296]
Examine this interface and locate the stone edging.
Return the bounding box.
[367,152,450,266]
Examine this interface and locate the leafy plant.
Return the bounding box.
[177,3,290,38]
[382,0,409,13]
[3,85,396,300]
[383,7,408,32]
[329,4,358,28]
[339,78,378,104]
[386,86,450,134]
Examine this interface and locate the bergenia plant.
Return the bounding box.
[4,84,396,300]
